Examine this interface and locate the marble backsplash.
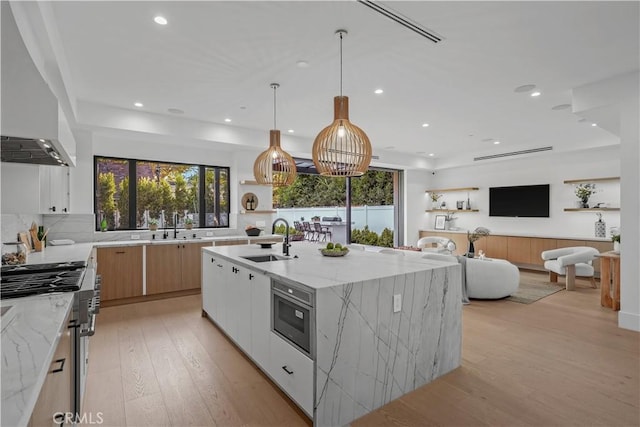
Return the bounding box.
[1,214,44,243]
[42,213,246,243]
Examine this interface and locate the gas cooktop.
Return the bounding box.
[1,261,86,299]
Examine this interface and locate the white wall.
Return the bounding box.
[404,169,432,245]
[424,146,620,239]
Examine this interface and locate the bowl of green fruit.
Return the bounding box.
[319,242,349,257]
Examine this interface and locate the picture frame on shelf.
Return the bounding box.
[434,215,447,230]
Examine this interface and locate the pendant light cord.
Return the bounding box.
[273,84,277,129]
[339,31,343,97]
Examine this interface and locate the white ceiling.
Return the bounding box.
[40,1,640,166]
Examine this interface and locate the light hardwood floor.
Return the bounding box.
[81,271,639,426]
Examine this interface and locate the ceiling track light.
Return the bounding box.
[312,30,372,177]
[253,83,297,187]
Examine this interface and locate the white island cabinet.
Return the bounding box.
[201,251,270,364]
[201,243,462,427]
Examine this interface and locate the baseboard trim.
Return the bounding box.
[618,311,640,332]
[102,288,200,307]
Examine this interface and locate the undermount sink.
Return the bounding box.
[241,254,290,263]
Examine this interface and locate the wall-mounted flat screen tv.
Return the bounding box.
[489,184,550,218]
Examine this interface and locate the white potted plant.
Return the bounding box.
[430,193,442,210]
[575,183,596,208]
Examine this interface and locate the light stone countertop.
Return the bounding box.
[1,234,285,427]
[91,234,282,247]
[1,293,75,427]
[23,242,94,264]
[203,242,457,290]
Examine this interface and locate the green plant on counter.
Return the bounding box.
[611,234,620,243]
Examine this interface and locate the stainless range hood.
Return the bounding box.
[1,136,66,166]
[1,2,72,166]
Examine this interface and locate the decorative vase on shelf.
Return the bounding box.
[614,241,620,252]
[467,241,475,258]
[581,198,589,208]
[595,218,606,238]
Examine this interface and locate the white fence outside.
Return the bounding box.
[274,206,394,234]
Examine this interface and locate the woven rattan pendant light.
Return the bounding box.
[312,30,372,177]
[253,83,297,187]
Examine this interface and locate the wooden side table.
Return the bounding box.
[597,251,620,310]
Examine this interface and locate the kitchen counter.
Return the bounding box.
[23,242,94,264]
[203,242,462,426]
[92,234,282,247]
[203,242,457,290]
[1,293,74,427]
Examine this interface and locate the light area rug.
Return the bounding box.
[507,280,564,304]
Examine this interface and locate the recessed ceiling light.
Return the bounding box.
[167,108,184,114]
[224,118,232,123]
[39,138,46,142]
[428,153,435,157]
[296,60,309,68]
[154,16,167,25]
[591,123,597,127]
[57,159,63,163]
[43,143,51,148]
[134,102,144,108]
[494,141,501,145]
[374,89,384,94]
[514,84,536,93]
[530,91,541,97]
[422,123,430,128]
[240,106,247,110]
[552,103,572,110]
[287,129,294,133]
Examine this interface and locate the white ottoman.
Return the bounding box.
[466,258,520,299]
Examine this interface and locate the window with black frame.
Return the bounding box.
[94,156,229,231]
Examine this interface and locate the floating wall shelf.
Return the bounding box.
[426,209,479,213]
[240,180,272,186]
[563,177,619,184]
[563,208,620,212]
[240,210,276,214]
[425,187,479,193]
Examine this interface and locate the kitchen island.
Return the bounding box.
[202,243,462,427]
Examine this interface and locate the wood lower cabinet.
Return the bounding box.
[507,237,532,265]
[530,238,557,266]
[97,246,143,301]
[28,309,72,427]
[147,242,211,294]
[474,235,508,260]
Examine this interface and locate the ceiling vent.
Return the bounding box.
[357,1,443,44]
[474,146,553,161]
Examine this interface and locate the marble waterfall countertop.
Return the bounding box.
[204,242,462,426]
[1,293,75,427]
[203,242,458,289]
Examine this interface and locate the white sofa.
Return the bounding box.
[422,253,520,300]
